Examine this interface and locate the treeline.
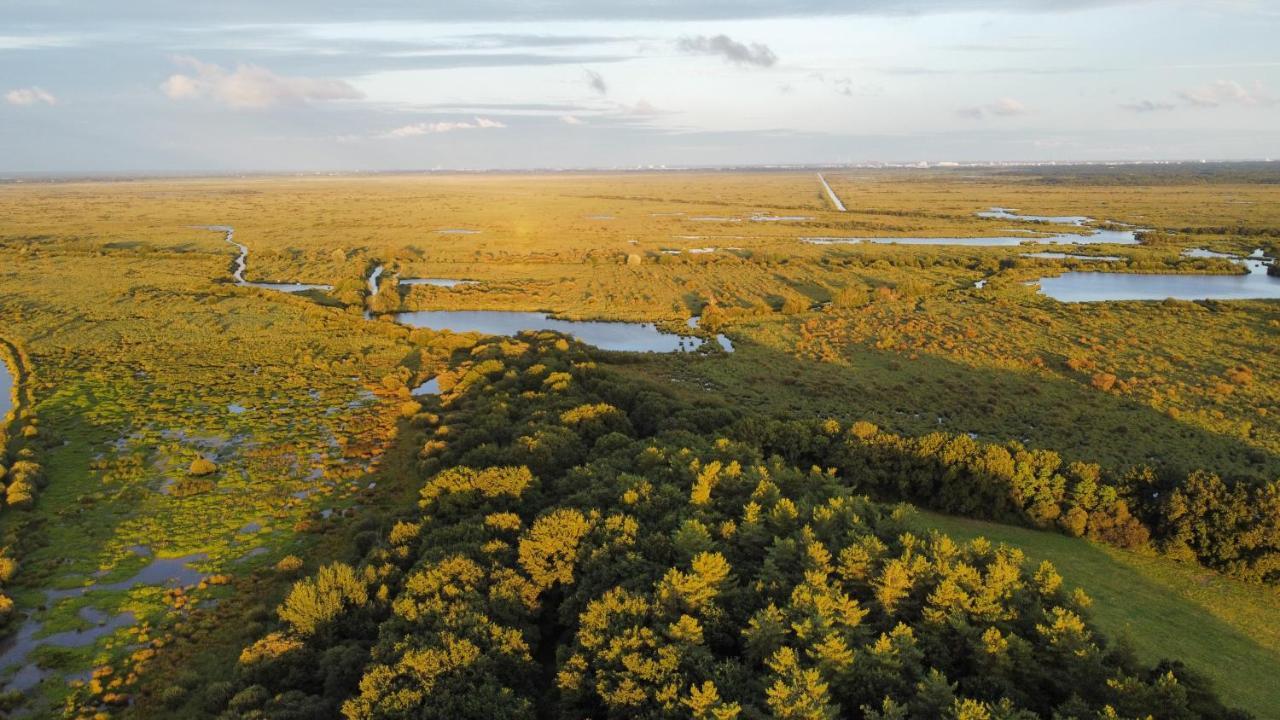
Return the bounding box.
[188,332,1245,719]
[735,418,1280,584]
[0,338,43,622]
[987,162,1280,186]
[1163,226,1280,238]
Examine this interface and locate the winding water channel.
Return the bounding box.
[209,227,731,353]
[198,225,333,293]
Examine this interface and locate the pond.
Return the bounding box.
[242,281,334,293]
[804,229,1138,247]
[411,377,440,395]
[1021,252,1122,262]
[400,278,478,288]
[976,207,1090,226]
[1037,258,1280,302]
[751,214,813,222]
[685,316,736,352]
[45,551,210,602]
[802,206,1140,247]
[394,311,717,353]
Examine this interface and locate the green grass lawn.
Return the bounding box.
[912,511,1280,719]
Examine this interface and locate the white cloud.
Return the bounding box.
[560,114,586,125]
[0,35,74,50]
[675,34,777,68]
[5,87,57,106]
[958,97,1027,119]
[161,56,362,108]
[617,99,664,116]
[381,117,507,138]
[1178,79,1270,108]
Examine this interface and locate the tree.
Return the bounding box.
[518,508,591,591]
[764,647,838,720]
[278,562,368,637]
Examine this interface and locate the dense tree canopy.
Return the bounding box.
[210,333,1247,719]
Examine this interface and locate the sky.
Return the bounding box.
[1,0,1278,172]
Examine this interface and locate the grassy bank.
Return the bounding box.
[913,511,1280,718]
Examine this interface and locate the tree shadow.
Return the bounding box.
[640,333,1279,482]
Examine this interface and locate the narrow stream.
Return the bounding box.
[197,225,332,293]
[367,265,385,296]
[0,354,13,428]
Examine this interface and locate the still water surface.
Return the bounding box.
[1038,258,1280,302]
[396,311,717,353]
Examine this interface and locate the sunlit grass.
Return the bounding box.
[913,511,1280,717]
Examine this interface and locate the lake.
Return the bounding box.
[1037,259,1280,302]
[400,278,477,288]
[394,311,715,353]
[976,207,1090,226]
[685,315,736,352]
[805,229,1138,247]
[803,207,1140,247]
[241,281,333,293]
[1021,252,1122,262]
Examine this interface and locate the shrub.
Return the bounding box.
[158,685,187,709]
[1090,372,1118,392]
[228,685,271,712]
[188,457,219,476]
[0,557,18,584]
[4,482,34,509]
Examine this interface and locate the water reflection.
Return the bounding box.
[400,278,478,288]
[804,230,1138,247]
[1021,252,1122,262]
[411,377,440,395]
[395,311,717,353]
[197,225,332,293]
[802,207,1140,247]
[976,207,1090,226]
[0,358,12,428]
[1038,258,1280,302]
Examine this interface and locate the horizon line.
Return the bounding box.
[3,158,1277,182]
